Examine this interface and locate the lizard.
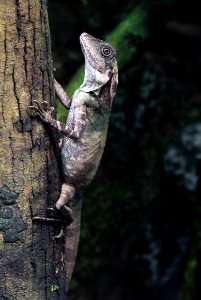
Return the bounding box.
[30,32,118,290]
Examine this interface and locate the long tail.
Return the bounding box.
[63,196,82,291]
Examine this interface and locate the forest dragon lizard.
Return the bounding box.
[30,32,118,289]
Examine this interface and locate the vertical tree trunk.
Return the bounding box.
[0,1,67,299]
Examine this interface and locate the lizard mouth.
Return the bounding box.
[80,32,104,72]
[80,32,94,54]
[80,32,102,44]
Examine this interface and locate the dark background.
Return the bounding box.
[48,1,201,299]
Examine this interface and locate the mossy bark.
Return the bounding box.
[0,1,67,299]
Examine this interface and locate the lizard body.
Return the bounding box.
[30,32,118,289]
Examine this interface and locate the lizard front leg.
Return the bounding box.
[30,100,86,139]
[54,79,71,109]
[30,100,70,135]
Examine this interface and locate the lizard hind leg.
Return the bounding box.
[56,183,75,220]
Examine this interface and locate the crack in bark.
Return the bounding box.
[29,128,35,149]
[28,1,32,23]
[1,26,8,126]
[3,26,8,83]
[40,225,48,300]
[8,131,17,187]
[12,65,24,133]
[23,36,28,82]
[15,0,21,42]
[29,187,34,219]
[44,249,48,300]
[40,0,54,106]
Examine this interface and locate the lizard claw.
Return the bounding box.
[53,229,64,240]
[41,100,48,111]
[29,100,55,123]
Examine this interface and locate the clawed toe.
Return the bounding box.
[29,100,54,122]
[41,101,48,111]
[41,101,54,113]
[30,100,53,113]
[29,106,38,117]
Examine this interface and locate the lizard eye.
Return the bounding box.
[100,44,115,59]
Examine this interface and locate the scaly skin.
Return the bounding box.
[30,32,118,290]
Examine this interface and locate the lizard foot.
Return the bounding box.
[56,204,74,224]
[32,206,73,226]
[29,100,54,123]
[47,206,74,225]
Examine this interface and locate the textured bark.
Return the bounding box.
[0,1,67,299]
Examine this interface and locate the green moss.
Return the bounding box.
[106,3,149,68]
[50,284,59,292]
[185,259,197,286]
[179,206,201,300]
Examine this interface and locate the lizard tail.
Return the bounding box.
[63,197,82,291]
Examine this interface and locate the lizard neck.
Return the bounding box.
[80,60,110,93]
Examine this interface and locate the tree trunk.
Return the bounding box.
[0,1,67,299]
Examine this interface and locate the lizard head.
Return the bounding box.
[79,32,118,95]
